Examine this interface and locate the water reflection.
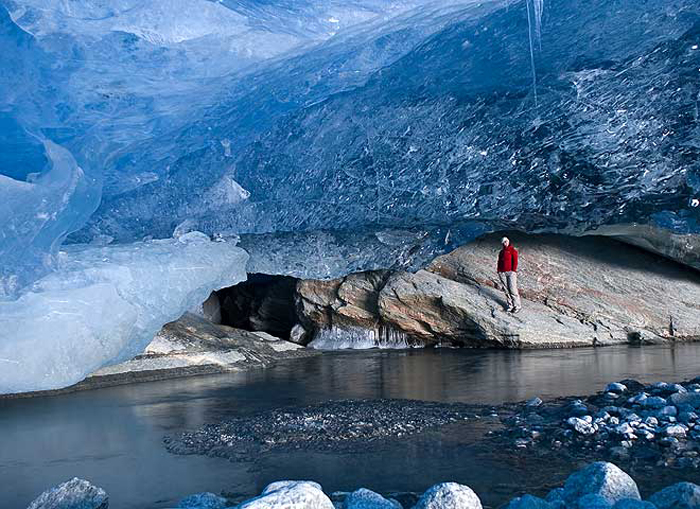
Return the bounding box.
[1,344,699,508]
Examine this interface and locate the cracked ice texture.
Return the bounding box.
[2,0,700,391]
[69,0,700,262]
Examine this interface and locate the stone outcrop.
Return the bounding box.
[295,233,700,348]
[296,271,389,332]
[85,313,312,386]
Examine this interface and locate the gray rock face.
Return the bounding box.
[77,313,314,391]
[27,478,108,509]
[649,482,700,509]
[296,233,700,348]
[562,462,640,506]
[177,492,227,509]
[296,271,389,333]
[412,482,482,509]
[343,488,402,509]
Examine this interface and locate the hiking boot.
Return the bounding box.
[512,306,522,314]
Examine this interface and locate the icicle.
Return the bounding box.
[525,0,539,106]
[534,0,544,50]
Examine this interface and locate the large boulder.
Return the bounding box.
[237,481,334,509]
[412,482,482,509]
[378,270,598,347]
[294,233,700,348]
[27,478,108,509]
[562,463,640,506]
[428,233,700,341]
[648,482,700,509]
[296,271,389,331]
[343,488,402,509]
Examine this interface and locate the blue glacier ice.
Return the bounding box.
[1,0,700,392]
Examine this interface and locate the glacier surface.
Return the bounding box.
[1,0,700,392]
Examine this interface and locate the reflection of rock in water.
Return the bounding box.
[164,399,479,458]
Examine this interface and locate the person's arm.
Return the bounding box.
[512,248,519,272]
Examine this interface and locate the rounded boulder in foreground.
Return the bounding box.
[412,482,482,509]
[649,482,700,509]
[27,478,108,509]
[344,488,402,509]
[563,462,640,506]
[239,480,334,509]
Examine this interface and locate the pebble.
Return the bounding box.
[493,378,700,471]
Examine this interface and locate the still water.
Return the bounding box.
[2,344,700,509]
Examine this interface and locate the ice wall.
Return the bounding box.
[0,233,247,394]
[72,0,699,251]
[1,0,700,392]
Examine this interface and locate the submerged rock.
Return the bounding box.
[238,481,334,509]
[165,399,475,458]
[412,482,482,509]
[612,501,657,509]
[177,492,228,509]
[562,462,640,506]
[648,482,700,509]
[27,478,108,509]
[505,494,553,509]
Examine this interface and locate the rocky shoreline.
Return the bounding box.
[25,461,700,509]
[492,377,700,473]
[22,377,700,508]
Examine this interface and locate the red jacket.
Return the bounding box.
[497,245,519,272]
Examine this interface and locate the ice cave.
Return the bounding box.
[4,0,700,508]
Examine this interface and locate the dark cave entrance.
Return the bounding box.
[214,274,300,341]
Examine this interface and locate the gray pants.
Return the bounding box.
[498,271,521,310]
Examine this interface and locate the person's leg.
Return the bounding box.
[498,272,514,310]
[508,272,522,311]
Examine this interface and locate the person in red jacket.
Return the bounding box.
[497,236,521,313]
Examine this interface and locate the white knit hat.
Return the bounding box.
[501,236,510,244]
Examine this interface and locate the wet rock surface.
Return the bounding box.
[164,399,478,458]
